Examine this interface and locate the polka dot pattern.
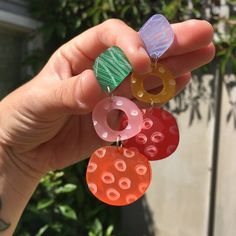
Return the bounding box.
[121,108,179,161]
[114,159,127,172]
[92,96,143,142]
[130,63,176,104]
[86,146,151,206]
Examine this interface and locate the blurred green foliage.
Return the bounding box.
[15,162,120,236]
[15,0,236,235]
[23,0,204,75]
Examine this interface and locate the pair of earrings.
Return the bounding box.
[86,14,179,206]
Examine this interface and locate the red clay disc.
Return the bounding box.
[86,146,152,206]
[121,108,179,161]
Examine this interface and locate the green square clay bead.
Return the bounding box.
[93,46,132,92]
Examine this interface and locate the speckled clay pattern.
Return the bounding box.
[86,146,152,206]
[92,96,143,142]
[131,63,176,104]
[88,14,179,207]
[121,108,179,161]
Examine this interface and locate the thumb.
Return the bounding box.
[51,69,103,115]
[30,69,104,119]
[0,70,103,123]
[0,69,103,152]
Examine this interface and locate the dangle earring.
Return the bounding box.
[86,46,152,206]
[86,14,180,206]
[121,14,180,161]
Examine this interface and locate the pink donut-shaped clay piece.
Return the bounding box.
[92,96,143,142]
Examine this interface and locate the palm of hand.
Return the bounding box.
[1,101,106,175]
[33,114,106,173]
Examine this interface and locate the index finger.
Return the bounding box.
[54,19,151,77]
[50,19,213,79]
[162,20,214,58]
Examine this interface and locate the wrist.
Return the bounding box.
[0,145,40,235]
[0,145,40,199]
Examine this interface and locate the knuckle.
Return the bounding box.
[54,84,72,112]
[98,19,127,45]
[103,18,125,27]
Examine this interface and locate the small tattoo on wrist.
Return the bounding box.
[0,198,11,232]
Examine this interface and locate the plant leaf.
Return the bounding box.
[37,199,54,210]
[105,225,114,236]
[35,224,49,236]
[58,205,77,220]
[90,218,103,235]
[55,184,77,194]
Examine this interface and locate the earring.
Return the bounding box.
[86,14,180,206]
[122,14,180,161]
[86,46,152,206]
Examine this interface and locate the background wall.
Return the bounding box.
[0,0,39,98]
[0,27,24,98]
[122,72,218,236]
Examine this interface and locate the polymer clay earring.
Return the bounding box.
[86,46,152,206]
[86,146,151,206]
[92,96,143,142]
[121,108,179,161]
[131,62,176,104]
[86,14,180,206]
[92,46,143,141]
[131,14,176,105]
[122,14,180,161]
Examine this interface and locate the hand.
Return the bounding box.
[0,19,215,179]
[0,18,215,236]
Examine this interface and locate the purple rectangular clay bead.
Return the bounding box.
[139,14,174,59]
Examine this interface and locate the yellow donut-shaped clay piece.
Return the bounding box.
[131,63,176,104]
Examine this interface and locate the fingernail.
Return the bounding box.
[76,70,103,109]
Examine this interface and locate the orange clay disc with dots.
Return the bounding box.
[86,146,152,206]
[131,62,176,104]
